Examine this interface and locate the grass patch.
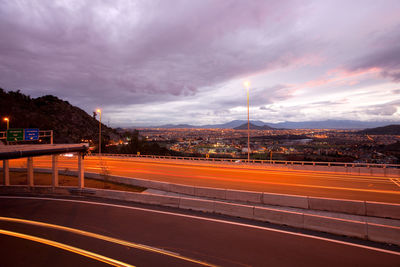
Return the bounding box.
[0,171,146,193]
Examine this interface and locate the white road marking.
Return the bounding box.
[0,229,134,267]
[0,216,214,266]
[390,178,400,188]
[1,196,399,256]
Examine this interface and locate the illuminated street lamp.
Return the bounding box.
[244,81,251,162]
[3,117,9,130]
[96,109,102,156]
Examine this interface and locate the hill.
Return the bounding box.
[266,120,400,129]
[358,124,400,135]
[234,122,275,130]
[0,88,117,144]
[143,119,399,129]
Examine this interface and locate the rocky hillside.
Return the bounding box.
[234,122,275,130]
[358,124,400,135]
[0,88,117,144]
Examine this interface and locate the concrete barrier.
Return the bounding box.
[367,223,400,246]
[139,194,180,208]
[262,192,308,209]
[169,183,195,195]
[303,214,367,239]
[195,186,226,199]
[366,201,400,220]
[308,197,366,215]
[225,189,262,204]
[214,201,254,219]
[179,197,215,213]
[254,206,303,228]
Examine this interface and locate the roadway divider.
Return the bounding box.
[365,201,400,220]
[225,189,262,203]
[253,206,304,228]
[308,197,366,216]
[262,192,308,209]
[213,201,254,219]
[5,168,400,220]
[1,185,399,246]
[303,214,367,239]
[194,186,226,199]
[366,223,400,245]
[169,183,195,195]
[179,197,215,213]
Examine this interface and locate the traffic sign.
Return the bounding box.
[6,129,24,141]
[25,128,39,140]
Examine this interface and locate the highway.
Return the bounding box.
[8,156,400,203]
[0,196,399,266]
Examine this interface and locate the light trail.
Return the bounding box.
[0,216,216,267]
[0,229,134,267]
[2,196,400,257]
[8,156,400,202]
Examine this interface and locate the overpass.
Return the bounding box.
[4,153,399,203]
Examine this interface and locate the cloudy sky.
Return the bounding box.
[1,0,400,126]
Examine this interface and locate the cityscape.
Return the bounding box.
[1,1,400,266]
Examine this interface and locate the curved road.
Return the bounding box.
[8,156,400,203]
[0,196,399,266]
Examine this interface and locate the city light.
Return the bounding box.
[244,81,250,90]
[3,117,9,130]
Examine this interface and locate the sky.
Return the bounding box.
[0,0,400,127]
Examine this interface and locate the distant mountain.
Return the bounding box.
[201,120,267,129]
[234,122,275,130]
[358,124,400,135]
[156,124,197,129]
[266,120,400,129]
[0,89,117,143]
[145,119,399,130]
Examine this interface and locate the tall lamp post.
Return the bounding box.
[3,117,9,130]
[244,81,250,162]
[96,109,102,156]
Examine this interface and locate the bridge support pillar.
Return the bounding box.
[78,152,84,188]
[27,157,34,186]
[3,160,9,186]
[52,155,59,187]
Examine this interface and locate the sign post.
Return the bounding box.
[6,129,24,142]
[24,128,39,141]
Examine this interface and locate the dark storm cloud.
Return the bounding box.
[364,100,400,116]
[346,26,400,82]
[1,0,400,125]
[0,0,309,110]
[218,84,293,108]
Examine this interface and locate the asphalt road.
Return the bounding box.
[0,196,399,267]
[8,156,400,203]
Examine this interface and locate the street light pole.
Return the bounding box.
[244,81,250,162]
[3,117,9,130]
[96,109,102,156]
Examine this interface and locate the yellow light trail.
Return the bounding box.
[0,229,134,267]
[0,216,216,267]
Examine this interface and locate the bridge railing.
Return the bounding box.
[87,153,400,170]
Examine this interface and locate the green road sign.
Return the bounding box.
[6,128,24,141]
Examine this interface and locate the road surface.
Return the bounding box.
[7,156,400,203]
[0,196,399,266]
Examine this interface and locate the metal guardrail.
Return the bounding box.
[88,153,400,170]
